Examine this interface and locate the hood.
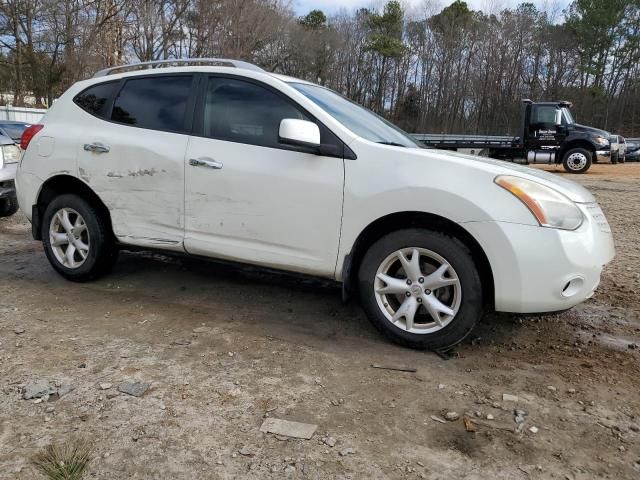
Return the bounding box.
[570,123,610,138]
[419,149,596,203]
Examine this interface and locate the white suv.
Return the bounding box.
[16,59,615,350]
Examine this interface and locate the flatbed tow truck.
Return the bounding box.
[412,99,621,174]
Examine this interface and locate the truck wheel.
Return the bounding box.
[0,197,18,218]
[562,148,592,174]
[42,193,118,282]
[358,229,483,351]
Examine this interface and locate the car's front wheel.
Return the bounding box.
[358,229,483,350]
[562,148,592,173]
[42,194,117,281]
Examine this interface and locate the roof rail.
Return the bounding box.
[93,58,264,78]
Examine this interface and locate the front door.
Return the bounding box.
[528,105,568,149]
[184,76,344,277]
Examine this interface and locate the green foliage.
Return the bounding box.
[566,0,631,80]
[366,1,405,59]
[300,9,327,29]
[430,0,474,33]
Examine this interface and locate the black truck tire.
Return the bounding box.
[0,197,19,218]
[562,148,592,174]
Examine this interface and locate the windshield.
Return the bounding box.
[289,82,421,148]
[0,123,29,141]
[562,108,574,125]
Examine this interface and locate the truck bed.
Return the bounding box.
[411,133,519,149]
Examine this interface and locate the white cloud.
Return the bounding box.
[293,0,570,16]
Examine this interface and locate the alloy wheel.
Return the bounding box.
[49,207,91,269]
[373,247,462,334]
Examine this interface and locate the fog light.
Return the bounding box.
[561,277,584,298]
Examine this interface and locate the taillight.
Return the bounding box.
[20,124,44,150]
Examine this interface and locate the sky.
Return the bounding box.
[293,0,572,17]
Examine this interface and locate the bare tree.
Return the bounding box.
[0,0,639,135]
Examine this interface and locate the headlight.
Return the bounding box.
[495,175,583,230]
[1,144,20,164]
[594,136,609,146]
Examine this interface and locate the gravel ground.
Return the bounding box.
[0,163,639,479]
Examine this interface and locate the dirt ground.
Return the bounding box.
[1,163,639,479]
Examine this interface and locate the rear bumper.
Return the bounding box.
[462,203,615,313]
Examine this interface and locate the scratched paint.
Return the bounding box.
[78,167,90,183]
[127,168,161,177]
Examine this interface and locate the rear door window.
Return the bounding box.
[111,75,193,133]
[74,81,120,118]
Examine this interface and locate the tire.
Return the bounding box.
[42,193,117,282]
[562,147,592,174]
[0,197,18,218]
[358,229,483,350]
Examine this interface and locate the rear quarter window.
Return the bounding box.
[73,81,120,118]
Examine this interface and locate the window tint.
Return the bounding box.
[204,78,307,148]
[74,82,119,118]
[111,75,192,132]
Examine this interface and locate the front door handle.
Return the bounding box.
[83,142,110,154]
[189,157,223,169]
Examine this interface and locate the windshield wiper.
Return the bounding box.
[376,141,406,147]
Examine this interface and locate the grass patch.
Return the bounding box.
[31,438,93,480]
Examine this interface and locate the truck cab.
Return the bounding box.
[521,100,615,173]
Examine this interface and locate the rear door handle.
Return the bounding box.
[189,157,223,169]
[83,142,110,153]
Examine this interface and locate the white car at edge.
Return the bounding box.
[15,59,615,350]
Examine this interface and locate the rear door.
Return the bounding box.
[75,74,196,249]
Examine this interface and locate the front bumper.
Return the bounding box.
[462,203,615,313]
[0,163,17,199]
[596,149,612,162]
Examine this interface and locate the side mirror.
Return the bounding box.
[279,119,320,148]
[554,109,563,126]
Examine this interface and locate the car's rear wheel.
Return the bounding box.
[0,197,18,218]
[358,229,483,350]
[42,194,117,281]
